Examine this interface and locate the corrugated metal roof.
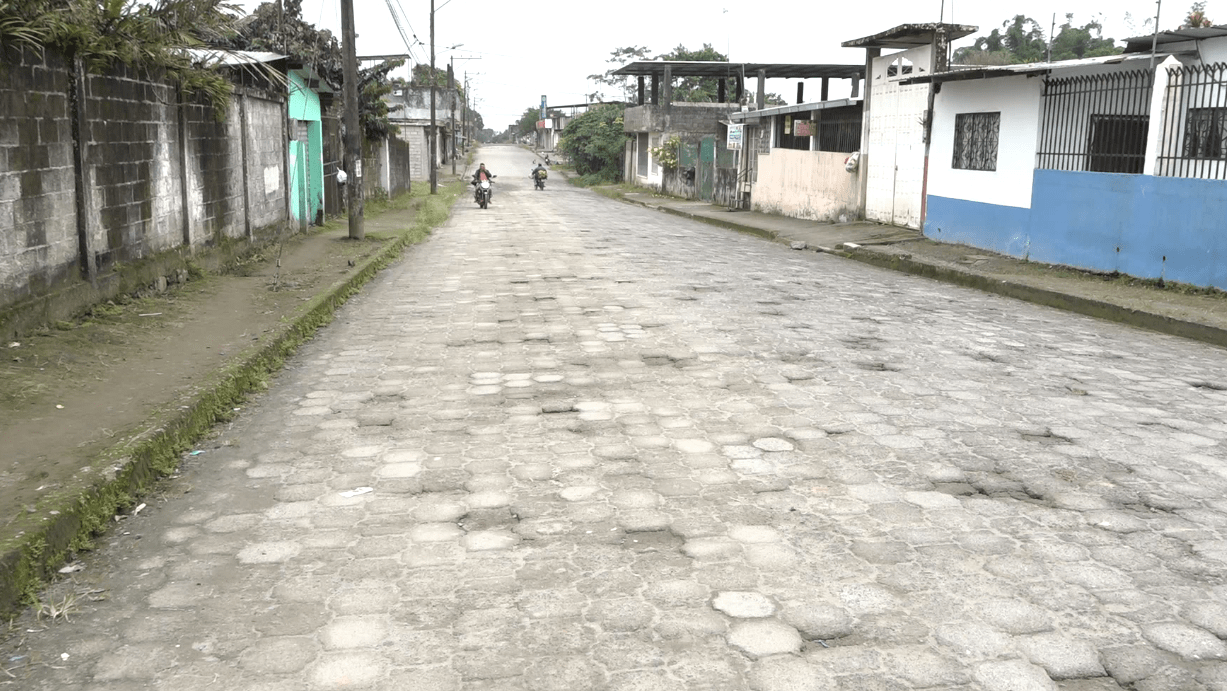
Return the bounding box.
[186,49,285,67]
[612,61,862,79]
[903,51,1167,84]
[730,97,863,123]
[841,23,978,49]
[1123,25,1227,52]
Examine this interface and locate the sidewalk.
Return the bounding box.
[620,191,1227,350]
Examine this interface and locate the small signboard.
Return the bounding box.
[794,120,814,137]
[727,124,743,151]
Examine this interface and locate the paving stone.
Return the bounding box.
[882,646,969,687]
[728,620,804,658]
[979,598,1054,635]
[1183,601,1227,639]
[747,656,833,691]
[1016,632,1107,679]
[1100,646,1172,685]
[713,591,777,618]
[1143,622,1227,661]
[972,659,1057,691]
[780,602,854,640]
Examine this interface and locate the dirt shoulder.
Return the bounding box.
[0,182,464,616]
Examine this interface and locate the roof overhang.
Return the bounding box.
[612,61,863,80]
[842,23,978,49]
[730,97,862,123]
[186,48,286,68]
[902,52,1168,85]
[1123,25,1227,53]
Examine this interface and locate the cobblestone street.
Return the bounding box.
[8,146,1227,690]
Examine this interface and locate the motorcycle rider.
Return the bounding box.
[471,163,496,203]
[531,162,547,188]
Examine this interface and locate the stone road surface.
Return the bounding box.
[8,146,1227,691]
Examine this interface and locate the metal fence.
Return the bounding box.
[1037,68,1154,174]
[1155,62,1227,180]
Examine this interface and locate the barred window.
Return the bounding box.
[1184,107,1227,160]
[817,118,861,153]
[952,112,1000,171]
[1087,115,1148,174]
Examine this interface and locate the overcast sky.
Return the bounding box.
[235,0,1214,131]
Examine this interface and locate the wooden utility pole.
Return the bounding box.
[429,0,437,194]
[341,0,364,239]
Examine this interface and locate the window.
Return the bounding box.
[1087,115,1148,174]
[952,112,1000,171]
[1184,107,1227,160]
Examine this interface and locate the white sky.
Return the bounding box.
[235,0,1215,131]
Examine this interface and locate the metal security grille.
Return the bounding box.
[1156,62,1227,180]
[1037,69,1153,174]
[952,112,1000,171]
[817,116,862,153]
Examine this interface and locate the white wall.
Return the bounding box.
[928,75,1043,209]
[752,149,862,221]
[1202,36,1227,63]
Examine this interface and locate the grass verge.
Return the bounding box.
[0,182,465,620]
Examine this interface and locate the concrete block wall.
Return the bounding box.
[85,66,183,267]
[0,49,77,306]
[244,93,289,236]
[387,135,411,196]
[1,47,292,332]
[183,97,244,245]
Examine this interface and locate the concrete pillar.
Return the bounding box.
[663,66,673,107]
[637,76,645,106]
[651,74,658,105]
[796,82,804,104]
[851,75,861,98]
[821,78,829,101]
[756,69,766,109]
[718,78,726,103]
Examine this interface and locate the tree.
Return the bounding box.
[657,43,729,102]
[1,0,244,117]
[359,59,405,140]
[1049,15,1119,60]
[587,45,652,102]
[953,13,1122,65]
[516,106,540,138]
[220,1,403,138]
[585,43,732,103]
[1183,2,1213,28]
[557,104,627,182]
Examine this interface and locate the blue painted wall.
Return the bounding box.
[926,170,1227,290]
[925,196,1032,257]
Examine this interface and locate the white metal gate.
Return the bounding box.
[864,76,928,229]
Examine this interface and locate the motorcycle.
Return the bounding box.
[532,167,547,190]
[473,176,496,208]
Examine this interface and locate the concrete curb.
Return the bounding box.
[0,190,461,619]
[834,248,1227,350]
[618,194,1227,351]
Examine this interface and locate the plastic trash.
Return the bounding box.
[339,487,374,498]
